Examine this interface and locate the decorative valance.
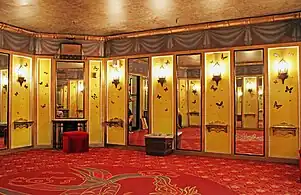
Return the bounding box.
[106,19,301,57]
[0,31,105,57]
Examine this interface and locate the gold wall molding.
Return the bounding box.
[0,12,300,41]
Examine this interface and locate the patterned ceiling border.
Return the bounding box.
[0,12,301,57]
[0,12,300,41]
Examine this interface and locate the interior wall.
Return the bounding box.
[205,51,231,154]
[88,60,103,145]
[0,69,8,122]
[151,55,174,135]
[268,46,300,159]
[106,59,126,145]
[11,55,33,148]
[37,58,52,146]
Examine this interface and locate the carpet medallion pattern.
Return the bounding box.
[0,148,300,194]
[0,165,234,194]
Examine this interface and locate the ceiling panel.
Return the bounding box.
[0,0,300,36]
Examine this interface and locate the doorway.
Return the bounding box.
[128,58,149,146]
[0,53,9,149]
[176,54,202,151]
[234,49,265,156]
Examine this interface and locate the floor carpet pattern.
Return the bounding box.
[0,137,5,149]
[0,148,300,194]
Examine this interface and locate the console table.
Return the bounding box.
[52,119,87,149]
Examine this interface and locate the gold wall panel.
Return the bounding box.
[151,56,174,135]
[205,51,231,154]
[89,60,103,145]
[68,80,78,118]
[268,46,299,159]
[188,79,201,126]
[11,55,32,148]
[63,85,67,109]
[242,77,258,128]
[37,58,51,146]
[178,79,188,127]
[0,69,8,122]
[107,59,126,145]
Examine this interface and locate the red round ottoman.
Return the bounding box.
[63,131,89,153]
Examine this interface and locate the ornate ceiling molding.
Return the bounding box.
[0,12,300,41]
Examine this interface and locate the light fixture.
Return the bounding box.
[78,82,84,93]
[277,58,289,84]
[246,81,256,94]
[111,60,121,88]
[258,88,263,96]
[192,84,200,95]
[157,60,169,87]
[2,77,8,91]
[211,62,222,86]
[16,64,26,86]
[237,90,243,97]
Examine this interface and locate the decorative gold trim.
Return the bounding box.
[13,118,34,129]
[271,122,298,136]
[104,118,124,128]
[0,12,300,41]
[206,121,228,133]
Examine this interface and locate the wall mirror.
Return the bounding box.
[56,62,84,119]
[0,53,9,149]
[176,54,202,151]
[234,49,264,156]
[128,58,149,146]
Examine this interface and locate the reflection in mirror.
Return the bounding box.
[235,50,264,155]
[56,62,84,118]
[176,54,201,151]
[128,58,149,146]
[0,53,9,149]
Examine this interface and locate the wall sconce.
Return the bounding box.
[258,88,263,96]
[211,62,222,86]
[16,65,26,87]
[2,77,8,91]
[277,58,289,84]
[192,84,200,95]
[78,82,84,93]
[237,90,243,97]
[111,60,122,88]
[157,60,169,87]
[246,81,256,95]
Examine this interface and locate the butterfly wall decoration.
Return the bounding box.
[41,104,46,108]
[192,100,197,104]
[210,85,217,91]
[285,86,293,93]
[273,101,282,109]
[216,101,224,108]
[221,53,228,60]
[157,94,162,99]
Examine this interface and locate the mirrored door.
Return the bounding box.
[0,53,9,149]
[176,54,202,151]
[128,58,149,146]
[56,62,84,119]
[234,50,264,156]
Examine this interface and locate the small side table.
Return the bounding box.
[145,134,174,156]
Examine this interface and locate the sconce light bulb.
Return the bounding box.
[238,91,243,97]
[3,77,8,85]
[258,88,263,95]
[278,59,288,73]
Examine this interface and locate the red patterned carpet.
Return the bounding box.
[129,129,148,146]
[178,127,201,150]
[0,148,300,194]
[236,130,264,155]
[0,137,4,149]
